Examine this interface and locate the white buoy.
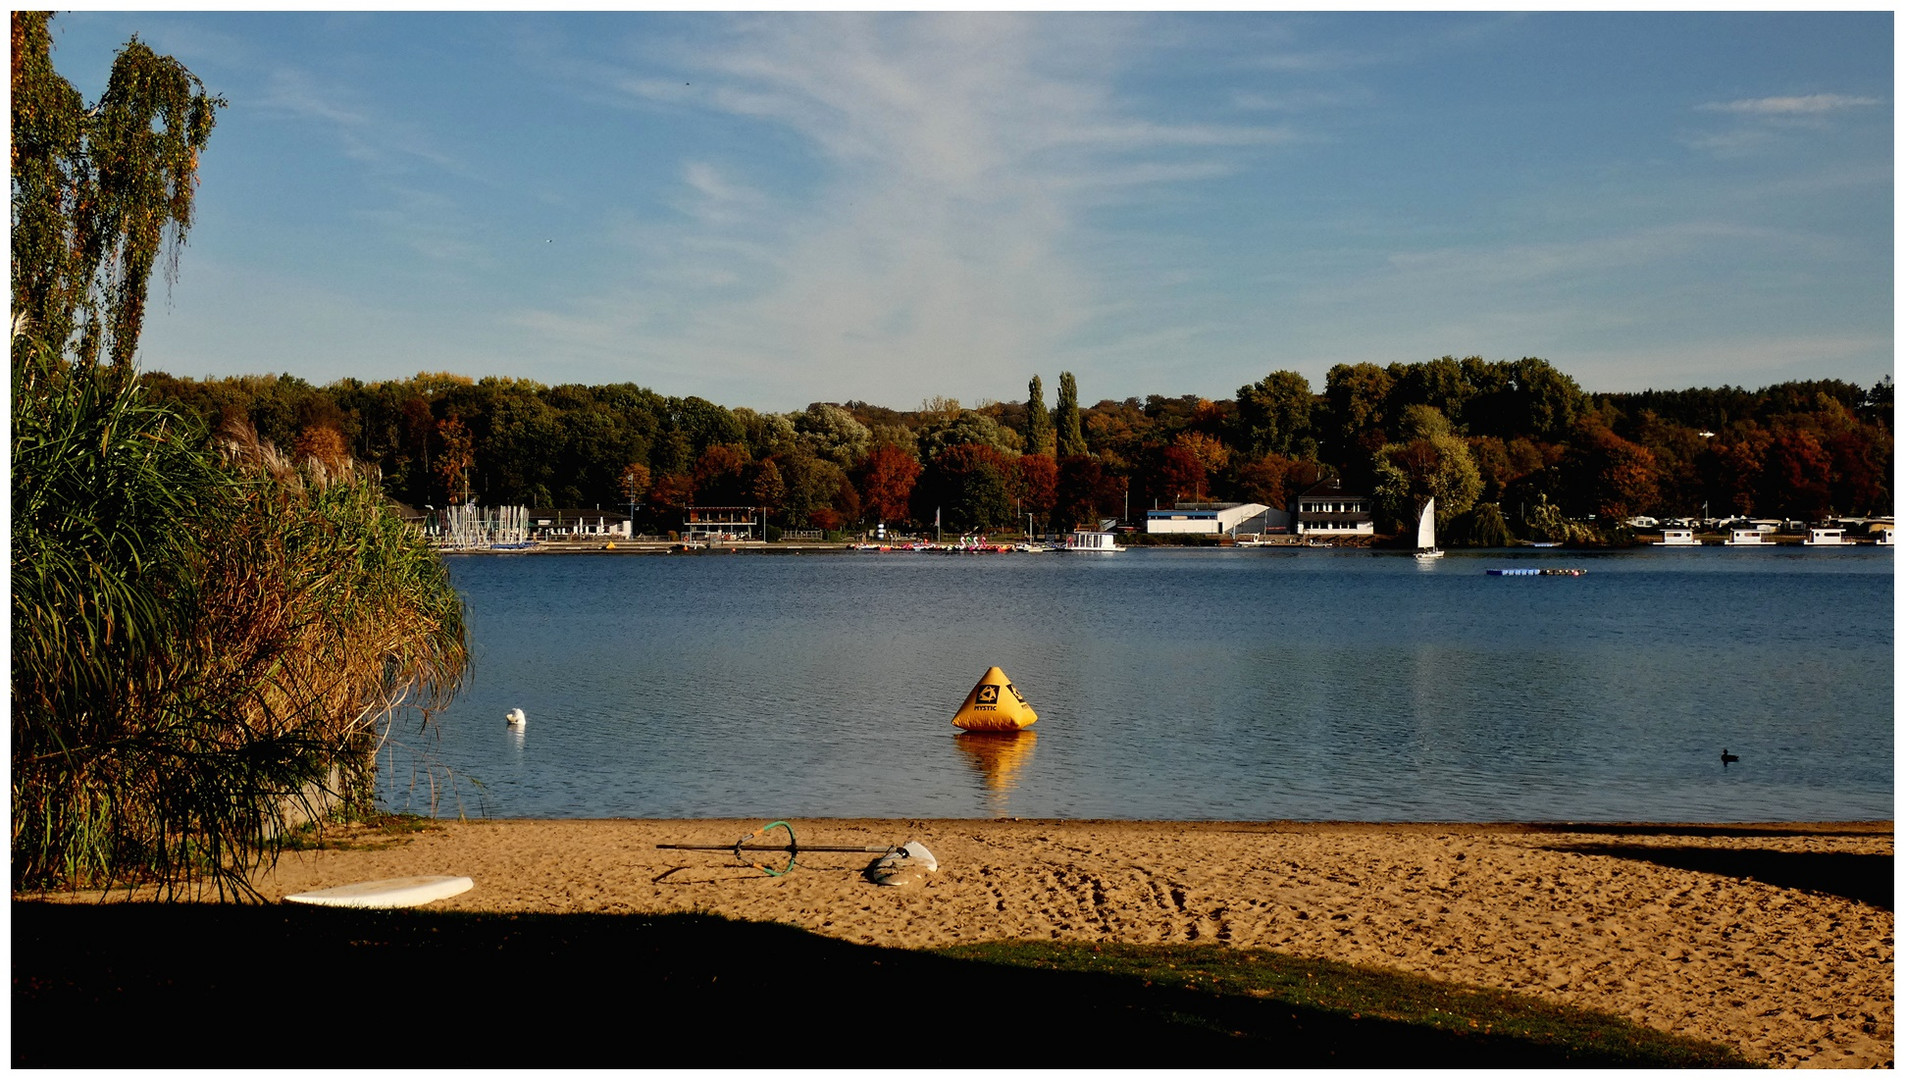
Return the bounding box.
[506,708,526,726]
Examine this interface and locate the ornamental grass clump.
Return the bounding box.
[11,345,467,897]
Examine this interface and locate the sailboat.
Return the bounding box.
[1413,497,1444,560]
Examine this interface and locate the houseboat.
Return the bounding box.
[1653,527,1699,547]
[1722,528,1765,546]
[1803,527,1846,546]
[1064,529,1124,554]
[1875,525,1894,547]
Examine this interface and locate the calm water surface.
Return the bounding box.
[380,547,1893,822]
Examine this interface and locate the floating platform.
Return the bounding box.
[1487,568,1586,576]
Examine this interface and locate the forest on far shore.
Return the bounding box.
[144,358,1893,542]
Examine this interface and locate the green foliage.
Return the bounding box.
[1454,503,1516,547]
[1024,374,1054,455]
[793,402,872,467]
[1523,494,1594,544]
[916,407,1019,459]
[1234,370,1317,458]
[916,443,1016,531]
[1055,371,1088,456]
[1371,407,1483,529]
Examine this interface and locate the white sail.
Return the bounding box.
[1416,497,1436,550]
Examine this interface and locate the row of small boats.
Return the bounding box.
[852,530,1126,554]
[1654,526,1884,546]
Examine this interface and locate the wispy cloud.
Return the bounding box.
[525,12,1292,407]
[1685,91,1884,158]
[1698,93,1881,115]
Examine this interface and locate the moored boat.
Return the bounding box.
[1064,529,1123,553]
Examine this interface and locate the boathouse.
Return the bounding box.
[1293,480,1374,537]
[1145,501,1285,536]
[530,508,631,539]
[683,505,761,542]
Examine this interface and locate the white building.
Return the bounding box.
[1293,481,1375,536]
[1145,501,1286,536]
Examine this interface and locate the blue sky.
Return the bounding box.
[47,11,1893,412]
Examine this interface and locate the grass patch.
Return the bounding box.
[944,940,1751,1068]
[14,902,1753,1068]
[276,811,439,852]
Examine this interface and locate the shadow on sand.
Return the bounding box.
[1527,825,1892,911]
[17,901,1709,1068]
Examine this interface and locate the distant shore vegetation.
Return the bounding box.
[145,358,1892,544]
[12,12,467,894]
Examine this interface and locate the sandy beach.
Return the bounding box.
[222,817,1896,1068]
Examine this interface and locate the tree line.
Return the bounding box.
[145,356,1892,541]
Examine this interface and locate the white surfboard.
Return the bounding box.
[283,875,473,909]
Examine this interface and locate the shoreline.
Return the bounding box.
[41,816,1891,1067]
[439,536,1893,555]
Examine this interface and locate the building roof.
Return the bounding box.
[1295,479,1364,500]
[531,507,631,523]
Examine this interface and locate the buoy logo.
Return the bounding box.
[952,666,1038,731]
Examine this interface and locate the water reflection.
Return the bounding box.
[954,730,1038,815]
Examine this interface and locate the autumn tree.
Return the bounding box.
[619,462,652,511]
[1143,443,1207,507]
[691,443,753,505]
[1763,427,1833,520]
[1015,451,1058,529]
[1561,420,1660,522]
[1054,455,1123,529]
[750,458,785,521]
[293,424,349,472]
[856,442,921,525]
[648,472,695,520]
[1229,453,1295,510]
[435,413,475,504]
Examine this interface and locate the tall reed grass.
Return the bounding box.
[12,343,467,896]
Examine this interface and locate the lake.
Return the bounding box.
[377,545,1893,823]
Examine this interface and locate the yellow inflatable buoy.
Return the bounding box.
[951,666,1038,731]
